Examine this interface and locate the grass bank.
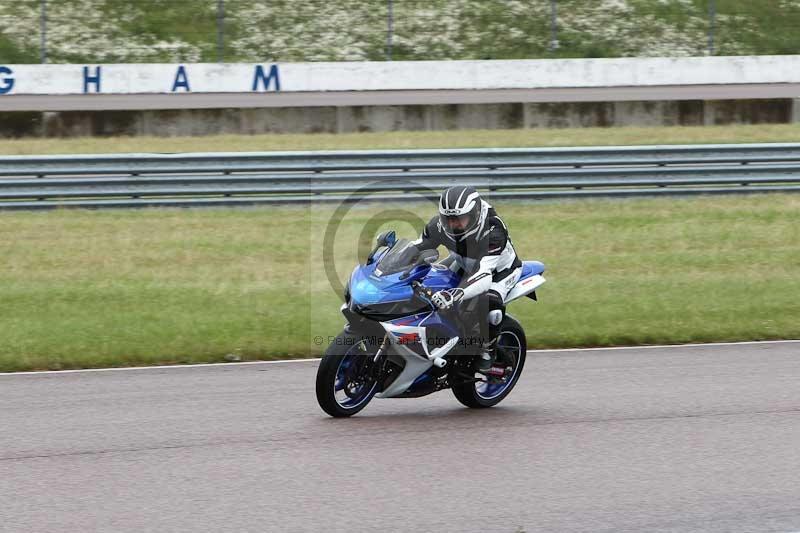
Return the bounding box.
[2,123,800,155]
[1,194,798,372]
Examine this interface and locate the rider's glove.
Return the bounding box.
[431,288,464,310]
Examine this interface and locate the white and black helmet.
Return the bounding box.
[438,185,482,240]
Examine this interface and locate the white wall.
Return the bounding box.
[2,56,800,96]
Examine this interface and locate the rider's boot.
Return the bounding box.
[475,337,497,374]
[475,292,504,375]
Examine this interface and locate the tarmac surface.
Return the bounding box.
[2,341,800,533]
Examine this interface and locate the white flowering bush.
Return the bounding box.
[226,0,385,61]
[554,0,708,57]
[0,0,209,63]
[0,0,797,63]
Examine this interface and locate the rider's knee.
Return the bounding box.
[487,289,504,310]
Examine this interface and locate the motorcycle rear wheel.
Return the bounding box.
[451,316,527,409]
[316,330,381,417]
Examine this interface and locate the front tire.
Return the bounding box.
[451,315,527,409]
[316,330,381,417]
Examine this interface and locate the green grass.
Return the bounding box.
[1,194,799,372]
[2,124,800,155]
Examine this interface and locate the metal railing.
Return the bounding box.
[1,143,800,210]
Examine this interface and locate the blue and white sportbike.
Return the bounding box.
[316,231,546,417]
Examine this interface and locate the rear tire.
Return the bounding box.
[451,316,527,409]
[316,330,381,417]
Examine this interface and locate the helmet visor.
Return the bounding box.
[440,213,473,234]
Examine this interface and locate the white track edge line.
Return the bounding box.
[1,339,797,377]
[0,358,320,376]
[527,339,800,353]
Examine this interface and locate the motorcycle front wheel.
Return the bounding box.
[315,330,382,417]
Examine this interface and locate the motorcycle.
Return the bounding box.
[315,230,546,417]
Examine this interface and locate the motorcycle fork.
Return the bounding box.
[367,335,390,381]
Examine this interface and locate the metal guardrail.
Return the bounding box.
[2,143,800,210]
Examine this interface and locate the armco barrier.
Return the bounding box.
[1,143,800,210]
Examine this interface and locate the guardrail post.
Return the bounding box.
[707,0,716,56]
[548,0,559,52]
[217,0,225,63]
[40,0,47,64]
[386,0,394,61]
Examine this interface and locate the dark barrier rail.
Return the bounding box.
[1,143,799,209]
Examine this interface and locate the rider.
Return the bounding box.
[412,185,522,374]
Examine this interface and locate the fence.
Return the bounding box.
[2,1,800,65]
[1,143,800,210]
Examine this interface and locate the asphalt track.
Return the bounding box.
[2,341,800,533]
[3,84,800,111]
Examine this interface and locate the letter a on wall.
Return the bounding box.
[172,65,191,92]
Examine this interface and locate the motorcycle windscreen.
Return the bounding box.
[373,239,419,276]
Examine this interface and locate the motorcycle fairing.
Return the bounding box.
[347,246,545,399]
[504,261,546,304]
[376,310,461,398]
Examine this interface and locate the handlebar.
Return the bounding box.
[411,280,435,307]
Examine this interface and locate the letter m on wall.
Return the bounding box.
[252,64,280,92]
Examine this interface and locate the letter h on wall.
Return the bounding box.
[83,66,101,93]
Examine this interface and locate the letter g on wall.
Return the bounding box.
[0,66,14,95]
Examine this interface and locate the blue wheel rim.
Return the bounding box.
[333,341,378,409]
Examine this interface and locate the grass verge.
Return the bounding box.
[1,194,798,372]
[2,123,800,155]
